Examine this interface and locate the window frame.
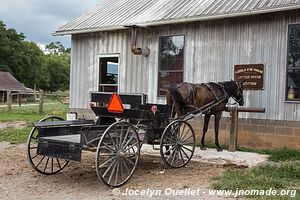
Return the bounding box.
[157,34,185,97]
[97,54,120,93]
[285,23,300,102]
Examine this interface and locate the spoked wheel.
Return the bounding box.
[160,120,195,168]
[96,121,140,187]
[27,116,69,175]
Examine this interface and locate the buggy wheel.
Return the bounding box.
[96,121,140,187]
[160,120,195,168]
[27,116,69,175]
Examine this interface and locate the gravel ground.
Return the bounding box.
[0,143,239,200]
[142,144,268,167]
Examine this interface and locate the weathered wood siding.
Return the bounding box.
[70,10,300,121]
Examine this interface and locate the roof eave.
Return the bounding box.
[53,5,300,36]
[52,25,128,36]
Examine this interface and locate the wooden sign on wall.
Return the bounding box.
[234,64,264,90]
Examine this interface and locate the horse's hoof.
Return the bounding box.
[200,146,206,150]
[216,147,223,152]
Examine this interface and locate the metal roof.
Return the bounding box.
[0,72,34,92]
[54,0,300,35]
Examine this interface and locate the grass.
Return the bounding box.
[212,163,300,199]
[0,126,33,144]
[0,103,68,122]
[196,142,300,162]
[0,103,68,144]
[238,147,300,162]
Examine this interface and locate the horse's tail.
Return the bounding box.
[168,85,187,115]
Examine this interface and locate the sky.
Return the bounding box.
[0,0,99,48]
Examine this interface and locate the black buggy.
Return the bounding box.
[27,92,196,187]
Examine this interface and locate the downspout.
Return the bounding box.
[127,26,150,57]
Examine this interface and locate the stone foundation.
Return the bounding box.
[190,117,300,150]
[70,108,300,150]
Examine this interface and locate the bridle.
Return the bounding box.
[231,81,244,105]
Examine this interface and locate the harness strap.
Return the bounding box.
[218,82,229,99]
[203,83,219,101]
[205,83,230,102]
[186,82,196,104]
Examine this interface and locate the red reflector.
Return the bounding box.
[107,93,124,113]
[90,101,95,108]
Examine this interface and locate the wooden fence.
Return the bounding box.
[6,91,67,114]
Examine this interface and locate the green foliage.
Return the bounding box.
[0,20,25,80]
[212,163,300,199]
[0,20,70,92]
[45,41,71,54]
[44,52,70,92]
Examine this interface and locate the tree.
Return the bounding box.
[21,41,49,90]
[45,41,71,55]
[44,42,70,92]
[0,20,70,92]
[44,53,70,92]
[0,20,25,79]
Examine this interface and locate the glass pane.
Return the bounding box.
[158,72,183,96]
[287,24,300,100]
[159,35,184,71]
[107,61,118,83]
[160,58,184,71]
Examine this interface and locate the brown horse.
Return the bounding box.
[166,80,244,151]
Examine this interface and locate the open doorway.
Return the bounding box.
[99,55,119,92]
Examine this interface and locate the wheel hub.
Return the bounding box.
[118,151,125,158]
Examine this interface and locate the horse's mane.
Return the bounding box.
[168,85,187,113]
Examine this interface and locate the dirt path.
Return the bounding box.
[0,144,236,200]
[0,121,27,130]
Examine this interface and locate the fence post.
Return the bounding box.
[229,107,238,152]
[39,90,44,114]
[7,91,12,111]
[18,92,21,106]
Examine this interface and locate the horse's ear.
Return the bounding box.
[240,79,246,89]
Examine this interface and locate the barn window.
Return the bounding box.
[158,35,184,96]
[99,56,119,92]
[286,24,300,101]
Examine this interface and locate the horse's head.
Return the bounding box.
[232,80,244,106]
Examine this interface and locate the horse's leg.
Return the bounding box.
[200,114,211,150]
[214,111,223,151]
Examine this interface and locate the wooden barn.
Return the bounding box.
[0,71,35,103]
[54,0,300,149]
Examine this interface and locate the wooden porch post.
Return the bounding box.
[229,107,238,152]
[1,92,4,103]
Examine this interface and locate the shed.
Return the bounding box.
[54,0,300,149]
[0,71,35,103]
